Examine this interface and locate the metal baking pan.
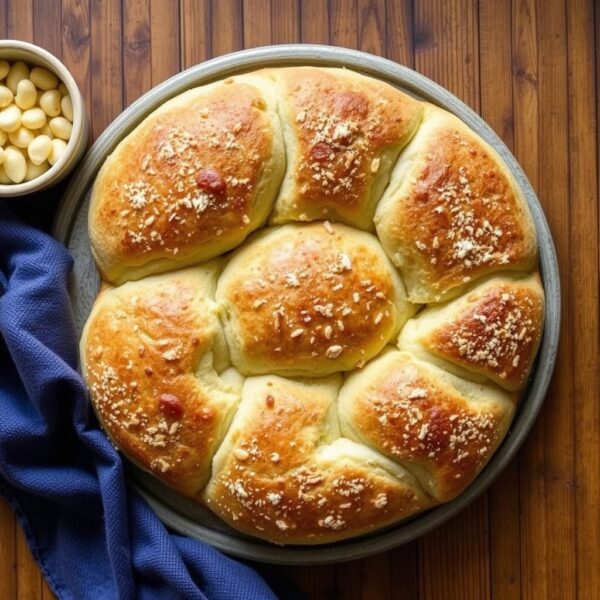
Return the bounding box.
[53,45,560,566]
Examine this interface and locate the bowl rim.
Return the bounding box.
[0,39,85,196]
[53,44,561,565]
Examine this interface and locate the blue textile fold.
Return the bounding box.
[0,204,279,600]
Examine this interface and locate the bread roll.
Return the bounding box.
[216,222,415,376]
[80,265,241,496]
[89,74,285,284]
[375,104,537,303]
[204,374,431,544]
[268,67,423,229]
[397,273,544,391]
[80,66,546,546]
[338,350,514,502]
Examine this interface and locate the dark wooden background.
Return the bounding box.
[1,0,599,598]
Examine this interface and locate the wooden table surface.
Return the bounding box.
[1,1,598,598]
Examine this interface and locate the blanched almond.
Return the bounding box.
[28,135,52,164]
[3,146,27,183]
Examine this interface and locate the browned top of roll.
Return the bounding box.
[204,375,432,544]
[339,351,514,502]
[375,105,537,303]
[216,222,413,376]
[80,266,239,497]
[89,75,284,284]
[270,67,423,229]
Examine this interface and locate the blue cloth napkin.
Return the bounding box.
[0,204,280,600]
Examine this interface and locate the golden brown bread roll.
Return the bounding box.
[338,350,514,502]
[374,104,538,303]
[216,222,414,377]
[82,66,545,546]
[268,67,423,229]
[204,374,432,544]
[397,273,544,391]
[89,74,285,284]
[80,265,242,496]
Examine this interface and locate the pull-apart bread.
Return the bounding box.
[82,67,545,545]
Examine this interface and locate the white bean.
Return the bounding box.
[21,107,47,130]
[0,85,14,108]
[0,130,6,145]
[0,165,11,184]
[48,138,67,166]
[28,135,52,164]
[8,126,35,149]
[6,61,29,94]
[0,60,10,80]
[39,89,61,117]
[61,95,73,122]
[0,104,22,132]
[15,78,37,110]
[30,66,59,91]
[49,116,72,140]
[3,146,27,183]
[0,147,5,165]
[25,159,50,181]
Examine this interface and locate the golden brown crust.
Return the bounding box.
[269,67,423,229]
[89,75,284,284]
[80,67,546,546]
[338,351,514,502]
[216,223,414,376]
[398,273,544,391]
[80,266,241,496]
[375,104,538,303]
[204,375,432,544]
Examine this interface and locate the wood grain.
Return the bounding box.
[479,2,521,597]
[1,1,598,599]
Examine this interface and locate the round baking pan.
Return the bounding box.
[53,44,560,566]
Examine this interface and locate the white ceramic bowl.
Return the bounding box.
[0,40,88,198]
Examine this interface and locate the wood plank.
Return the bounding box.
[0,0,6,37]
[388,541,419,599]
[335,557,362,600]
[384,24,418,600]
[566,0,600,598]
[330,0,357,48]
[16,521,42,600]
[123,0,152,106]
[413,0,480,110]
[385,0,413,67]
[41,576,56,600]
[418,500,491,600]
[270,0,300,44]
[357,0,385,57]
[179,0,210,68]
[149,0,180,85]
[211,0,243,57]
[61,0,92,119]
[413,4,488,597]
[5,5,41,595]
[478,2,521,598]
[511,6,547,597]
[243,0,272,47]
[534,0,577,598]
[300,0,329,44]
[479,0,513,145]
[32,0,62,56]
[89,0,123,139]
[6,0,34,41]
[0,497,17,600]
